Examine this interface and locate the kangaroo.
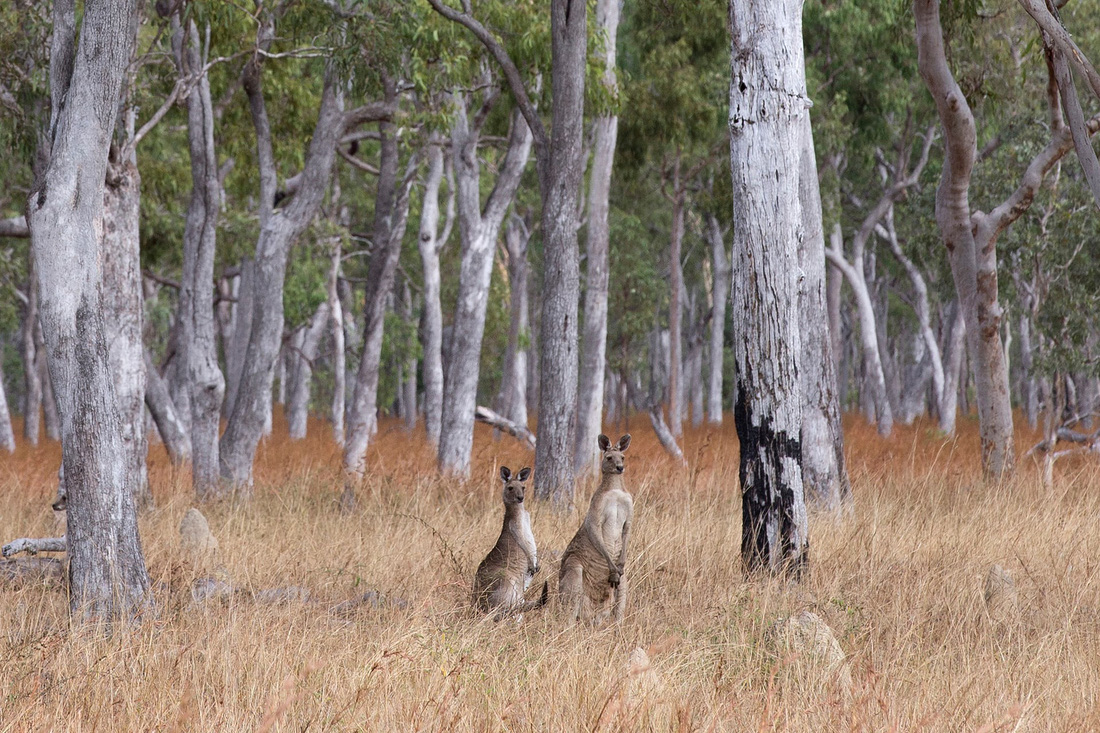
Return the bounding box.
[559,434,633,624]
[473,466,548,619]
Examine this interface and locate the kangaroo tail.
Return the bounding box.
[494,581,549,621]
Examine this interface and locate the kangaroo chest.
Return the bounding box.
[591,490,631,552]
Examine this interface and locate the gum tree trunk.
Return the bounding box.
[417,137,453,447]
[797,114,850,511]
[705,214,729,424]
[287,302,330,440]
[101,158,149,507]
[499,214,531,429]
[342,92,413,506]
[438,101,532,477]
[574,0,620,475]
[0,341,15,452]
[328,245,346,445]
[28,0,150,623]
[728,0,810,576]
[143,348,191,464]
[178,19,225,497]
[21,272,41,445]
[219,60,346,490]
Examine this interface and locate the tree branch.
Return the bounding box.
[426,0,549,163]
[475,405,535,449]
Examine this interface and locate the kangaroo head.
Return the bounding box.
[499,465,532,505]
[597,434,631,475]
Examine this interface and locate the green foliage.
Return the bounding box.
[378,310,421,414]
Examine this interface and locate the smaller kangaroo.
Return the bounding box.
[559,434,634,624]
[473,466,548,619]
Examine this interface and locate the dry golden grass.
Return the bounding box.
[2,410,1100,731]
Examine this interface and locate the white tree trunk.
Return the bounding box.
[499,214,530,429]
[574,0,620,475]
[287,302,330,440]
[21,272,41,445]
[0,340,15,453]
[438,102,532,477]
[668,175,685,438]
[729,0,810,576]
[29,0,150,622]
[798,114,850,511]
[328,244,346,445]
[705,214,729,424]
[417,138,452,447]
[938,301,966,436]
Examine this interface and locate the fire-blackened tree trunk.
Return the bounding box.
[100,158,148,506]
[574,0,620,475]
[797,114,850,511]
[438,101,532,477]
[177,18,226,497]
[705,213,729,424]
[728,0,810,576]
[219,55,346,490]
[28,0,150,622]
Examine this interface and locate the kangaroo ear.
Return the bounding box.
[500,466,511,482]
[618,434,631,452]
[598,434,611,451]
[517,466,531,482]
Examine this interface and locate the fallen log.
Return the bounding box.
[3,536,67,558]
[475,405,536,449]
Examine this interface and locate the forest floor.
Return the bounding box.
[1,410,1099,731]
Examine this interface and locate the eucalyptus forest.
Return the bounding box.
[2,0,1100,729]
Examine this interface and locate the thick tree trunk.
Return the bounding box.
[287,303,330,440]
[729,0,810,577]
[220,65,346,490]
[706,214,729,424]
[143,348,191,464]
[532,0,587,507]
[499,214,530,429]
[417,138,452,447]
[21,273,41,445]
[798,114,850,511]
[101,159,149,507]
[28,0,150,622]
[178,19,225,497]
[574,0,620,475]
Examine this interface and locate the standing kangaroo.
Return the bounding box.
[559,434,633,624]
[473,466,548,619]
